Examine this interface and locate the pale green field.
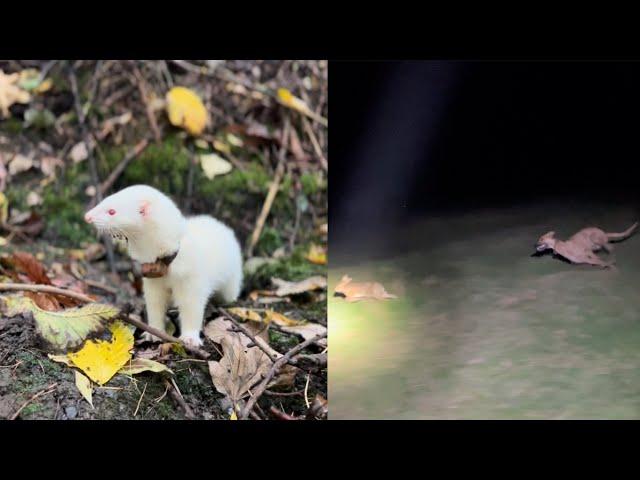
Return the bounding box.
[330,203,640,419]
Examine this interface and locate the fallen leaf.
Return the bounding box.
[0,70,31,118]
[68,321,134,385]
[0,192,8,224]
[118,358,173,376]
[279,322,327,348]
[229,410,238,420]
[305,244,327,265]
[10,251,52,285]
[212,139,231,155]
[227,307,262,323]
[226,133,244,147]
[69,141,89,163]
[47,353,73,366]
[194,139,209,149]
[271,276,327,296]
[264,309,303,327]
[208,334,270,405]
[8,154,33,176]
[26,191,42,207]
[39,156,63,178]
[204,316,269,349]
[0,295,114,351]
[166,86,208,136]
[200,153,232,180]
[75,371,93,408]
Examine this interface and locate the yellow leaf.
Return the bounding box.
[0,237,7,247]
[34,78,52,94]
[0,191,8,224]
[230,410,238,420]
[264,309,303,327]
[68,321,134,385]
[166,86,208,136]
[75,371,93,408]
[305,244,327,265]
[0,296,115,351]
[277,88,311,114]
[200,153,233,180]
[213,139,231,155]
[227,307,262,322]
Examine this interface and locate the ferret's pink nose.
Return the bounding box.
[84,212,93,223]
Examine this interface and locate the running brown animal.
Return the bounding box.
[333,275,398,302]
[534,221,638,268]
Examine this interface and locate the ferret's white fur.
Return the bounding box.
[85,185,243,346]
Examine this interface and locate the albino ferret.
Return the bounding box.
[84,185,243,346]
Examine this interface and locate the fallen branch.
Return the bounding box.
[246,117,290,257]
[122,313,209,360]
[240,331,327,420]
[0,282,95,303]
[269,405,299,420]
[165,379,196,419]
[10,383,57,420]
[302,116,327,171]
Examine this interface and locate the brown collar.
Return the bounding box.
[141,250,179,278]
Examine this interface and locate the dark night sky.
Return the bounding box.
[330,61,640,248]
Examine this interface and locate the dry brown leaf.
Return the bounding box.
[0,70,31,118]
[208,335,271,405]
[11,251,52,285]
[271,276,327,297]
[279,322,327,348]
[8,154,33,176]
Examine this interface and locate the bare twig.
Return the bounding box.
[219,308,280,363]
[133,381,147,417]
[84,279,118,296]
[265,389,305,397]
[0,282,95,303]
[10,383,57,420]
[240,331,327,419]
[166,379,196,419]
[122,313,210,360]
[269,405,299,420]
[302,116,327,171]
[132,66,161,143]
[246,117,290,257]
[95,138,149,201]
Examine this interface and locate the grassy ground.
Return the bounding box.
[330,202,640,419]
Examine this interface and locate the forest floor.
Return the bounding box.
[0,60,327,420]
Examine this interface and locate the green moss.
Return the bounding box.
[0,117,25,135]
[301,171,326,196]
[256,227,283,256]
[246,246,325,291]
[41,178,93,246]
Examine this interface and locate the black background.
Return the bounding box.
[330,61,640,248]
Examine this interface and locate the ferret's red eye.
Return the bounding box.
[108,209,116,216]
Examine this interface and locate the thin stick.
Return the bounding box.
[122,313,209,360]
[302,116,327,171]
[265,389,305,397]
[240,331,326,420]
[219,308,280,363]
[304,373,311,408]
[132,66,161,144]
[133,381,147,417]
[97,139,149,198]
[246,117,290,257]
[0,283,95,303]
[84,279,117,296]
[165,379,196,419]
[10,383,57,420]
[269,405,299,420]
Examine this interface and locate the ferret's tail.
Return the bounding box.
[607,221,639,242]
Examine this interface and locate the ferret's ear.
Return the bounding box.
[139,200,150,218]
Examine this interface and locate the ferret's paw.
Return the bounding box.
[179,331,203,348]
[140,331,162,343]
